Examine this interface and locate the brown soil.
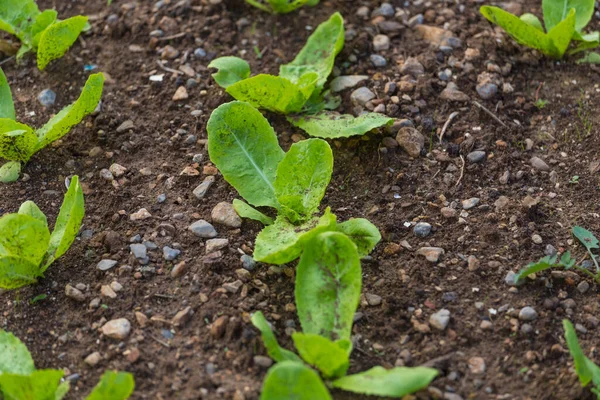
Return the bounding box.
[2,0,600,399]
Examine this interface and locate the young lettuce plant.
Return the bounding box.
[514,226,600,284]
[563,319,600,398]
[0,0,89,70]
[0,330,135,399]
[251,232,438,399]
[208,12,392,139]
[245,0,319,14]
[480,0,598,59]
[0,69,105,182]
[0,176,84,289]
[207,101,381,264]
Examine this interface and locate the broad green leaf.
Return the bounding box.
[0,256,41,289]
[564,319,593,386]
[0,369,64,400]
[274,139,332,223]
[292,333,349,379]
[0,119,37,161]
[0,161,20,183]
[254,208,337,264]
[233,199,274,225]
[520,13,544,32]
[295,232,360,341]
[18,201,48,226]
[280,12,344,90]
[546,9,576,58]
[86,371,135,400]
[37,16,88,70]
[0,67,14,120]
[0,0,40,36]
[480,6,559,58]
[226,74,317,114]
[23,9,57,48]
[543,0,594,32]
[0,330,35,375]
[260,361,332,400]
[207,101,284,208]
[336,218,381,257]
[0,213,50,265]
[288,112,393,139]
[35,73,104,152]
[573,226,599,252]
[251,311,302,363]
[46,175,84,267]
[514,255,557,283]
[332,366,439,397]
[208,57,251,88]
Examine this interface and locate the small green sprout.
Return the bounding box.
[564,319,600,398]
[245,0,319,14]
[570,175,580,184]
[535,99,548,108]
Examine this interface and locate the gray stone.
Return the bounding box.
[369,54,387,67]
[254,355,273,368]
[211,202,242,228]
[395,127,424,158]
[65,284,86,302]
[189,220,218,238]
[372,2,394,17]
[351,87,376,106]
[462,198,480,210]
[157,193,167,203]
[416,247,445,262]
[38,89,56,107]
[518,306,538,321]
[440,82,469,102]
[577,280,590,294]
[467,151,486,163]
[116,120,134,133]
[206,238,229,253]
[373,34,390,51]
[430,309,450,330]
[400,57,425,76]
[413,222,432,237]
[241,254,256,271]
[130,243,147,259]
[193,176,215,200]
[330,75,369,93]
[101,318,131,340]
[476,82,498,100]
[532,234,543,244]
[97,259,118,271]
[530,156,550,171]
[365,293,382,306]
[163,246,181,261]
[505,271,517,286]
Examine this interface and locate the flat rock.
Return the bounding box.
[417,247,445,262]
[330,75,368,93]
[189,220,218,238]
[351,87,376,106]
[193,176,215,200]
[211,202,242,228]
[440,82,469,102]
[97,259,118,271]
[530,156,550,171]
[65,284,86,302]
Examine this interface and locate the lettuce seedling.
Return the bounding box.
[0,0,89,70]
[244,0,319,14]
[515,226,600,284]
[0,176,84,289]
[0,330,135,399]
[481,0,598,59]
[563,319,600,398]
[0,69,104,182]
[208,12,392,139]
[208,101,381,264]
[251,232,438,399]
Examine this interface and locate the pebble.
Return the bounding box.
[365,293,382,306]
[442,292,458,302]
[480,320,493,330]
[241,254,256,271]
[330,75,369,93]
[163,246,181,261]
[157,194,166,203]
[467,151,486,163]
[97,259,117,271]
[101,318,131,340]
[172,307,193,327]
[130,208,152,221]
[109,163,127,177]
[65,284,86,302]
[468,357,486,374]
[373,34,390,51]
[414,25,453,46]
[396,127,424,158]
[38,89,56,107]
[211,202,242,228]
[188,220,218,238]
[519,307,538,321]
[372,2,394,17]
[369,54,387,67]
[254,355,273,368]
[577,281,590,294]
[429,309,450,330]
[211,315,229,338]
[100,169,114,181]
[413,222,432,237]
[530,156,550,171]
[467,255,480,271]
[441,207,457,219]
[400,57,425,76]
[101,285,117,299]
[84,352,102,366]
[206,238,229,253]
[171,261,187,278]
[173,86,188,101]
[194,48,206,58]
[505,271,517,286]
[130,243,147,260]
[350,87,376,106]
[476,82,498,100]
[440,82,469,102]
[521,323,534,334]
[193,176,215,200]
[116,120,134,133]
[532,234,543,244]
[416,247,445,262]
[462,198,480,210]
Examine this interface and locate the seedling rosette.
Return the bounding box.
[0,69,105,182]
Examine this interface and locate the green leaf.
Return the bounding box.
[274,139,333,223]
[35,72,104,152]
[23,9,57,48]
[514,255,557,283]
[280,12,344,90]
[254,208,337,264]
[245,0,319,14]
[250,311,302,363]
[543,0,594,32]
[0,119,37,162]
[559,251,576,268]
[292,333,349,379]
[55,381,70,400]
[0,256,41,289]
[86,371,135,400]
[37,15,88,70]
[577,52,600,63]
[207,101,284,208]
[208,57,251,88]
[564,319,593,386]
[0,68,14,120]
[288,111,393,139]
[226,74,317,114]
[233,199,273,225]
[573,226,599,252]
[546,9,576,58]
[570,31,599,54]
[0,330,35,375]
[295,232,361,341]
[18,201,48,226]
[332,366,439,397]
[336,218,381,257]
[260,361,332,400]
[0,0,40,36]
[520,13,544,32]
[0,161,20,183]
[0,369,64,400]
[0,213,50,265]
[46,176,84,267]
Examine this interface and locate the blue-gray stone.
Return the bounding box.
[163,246,181,261]
[372,2,394,17]
[241,254,256,271]
[413,222,432,237]
[38,89,56,107]
[189,220,217,238]
[97,259,117,271]
[370,54,387,67]
[194,48,207,58]
[157,193,166,203]
[467,151,486,163]
[143,241,158,250]
[130,243,147,259]
[476,83,498,100]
